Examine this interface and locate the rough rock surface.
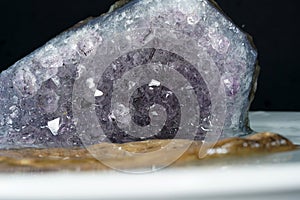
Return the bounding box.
[0,0,258,149]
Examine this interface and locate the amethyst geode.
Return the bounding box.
[0,0,258,148]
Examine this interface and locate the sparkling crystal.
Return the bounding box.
[47,118,61,136]
[0,0,258,149]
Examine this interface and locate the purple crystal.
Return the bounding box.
[0,0,258,149]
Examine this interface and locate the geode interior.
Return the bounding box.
[0,0,258,149]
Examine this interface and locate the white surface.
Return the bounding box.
[0,112,300,200]
[1,164,300,200]
[250,111,300,144]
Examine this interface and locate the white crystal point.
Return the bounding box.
[149,79,161,87]
[47,118,60,136]
[94,90,104,97]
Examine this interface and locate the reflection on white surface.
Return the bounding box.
[0,112,300,200]
[250,112,300,144]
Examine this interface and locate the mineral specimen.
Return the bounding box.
[0,0,258,149]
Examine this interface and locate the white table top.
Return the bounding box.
[0,112,300,200]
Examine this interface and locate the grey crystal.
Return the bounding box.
[0,0,258,149]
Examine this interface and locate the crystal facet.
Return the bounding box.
[0,0,258,149]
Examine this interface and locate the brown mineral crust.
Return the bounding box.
[207,132,296,158]
[0,133,296,172]
[244,62,260,132]
[108,0,133,13]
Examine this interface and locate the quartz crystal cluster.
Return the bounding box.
[0,0,258,149]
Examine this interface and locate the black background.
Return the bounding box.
[0,0,299,111]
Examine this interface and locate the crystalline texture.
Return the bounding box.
[0,0,258,149]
